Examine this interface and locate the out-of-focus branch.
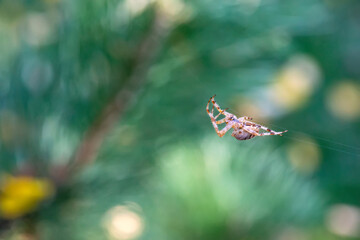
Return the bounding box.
[64,8,172,177]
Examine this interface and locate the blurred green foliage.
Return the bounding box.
[0,0,360,239]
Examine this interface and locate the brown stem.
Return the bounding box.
[65,8,171,176]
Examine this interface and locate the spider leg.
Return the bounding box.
[209,95,228,115]
[214,108,229,119]
[243,125,286,136]
[206,95,240,137]
[243,121,287,136]
[210,115,236,137]
[206,96,213,116]
[207,95,228,119]
[212,121,236,137]
[239,116,253,121]
[207,95,220,117]
[216,118,227,124]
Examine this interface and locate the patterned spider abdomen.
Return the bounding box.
[231,129,257,140]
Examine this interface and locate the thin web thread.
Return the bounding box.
[282,134,360,157]
[263,121,360,150]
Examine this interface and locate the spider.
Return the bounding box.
[206,95,287,140]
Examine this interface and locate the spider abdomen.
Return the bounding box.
[231,130,256,140]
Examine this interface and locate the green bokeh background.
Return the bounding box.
[0,0,360,239]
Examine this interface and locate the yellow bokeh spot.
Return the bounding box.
[124,0,153,16]
[287,137,321,174]
[156,0,193,24]
[103,204,144,240]
[0,175,54,219]
[271,55,321,111]
[326,81,360,121]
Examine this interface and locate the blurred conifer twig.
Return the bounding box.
[66,6,172,178]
